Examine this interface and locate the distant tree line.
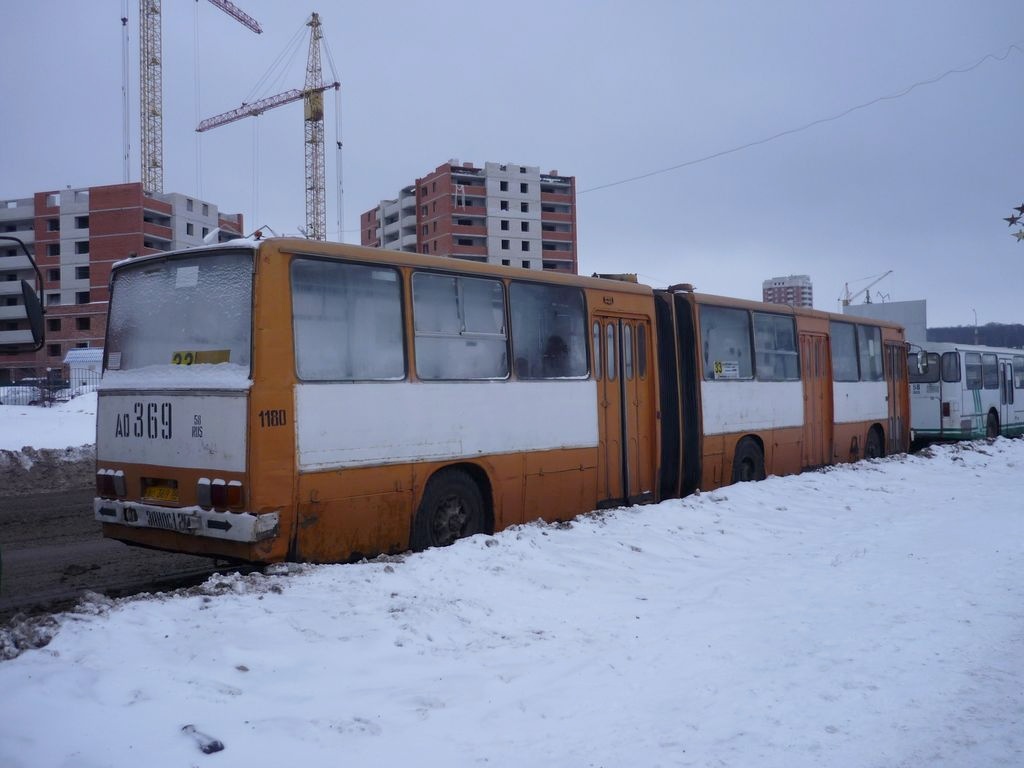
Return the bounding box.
[927,323,1024,348]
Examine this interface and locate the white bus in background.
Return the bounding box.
[908,342,1024,445]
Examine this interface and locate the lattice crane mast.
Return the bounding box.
[196,13,339,240]
[138,0,262,194]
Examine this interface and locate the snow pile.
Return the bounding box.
[0,440,1021,767]
[0,392,97,494]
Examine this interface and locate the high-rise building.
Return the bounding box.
[360,160,577,273]
[0,182,243,383]
[762,274,813,308]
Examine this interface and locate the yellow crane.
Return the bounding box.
[196,13,340,241]
[137,0,262,194]
[839,270,893,307]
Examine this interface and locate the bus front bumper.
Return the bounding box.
[94,499,279,543]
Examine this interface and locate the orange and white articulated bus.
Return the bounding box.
[5,237,907,564]
[654,290,909,499]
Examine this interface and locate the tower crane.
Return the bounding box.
[839,270,893,307]
[196,13,340,241]
[138,0,262,194]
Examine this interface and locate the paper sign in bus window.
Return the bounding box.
[713,360,740,379]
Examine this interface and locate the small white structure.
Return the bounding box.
[63,347,104,388]
[843,300,928,348]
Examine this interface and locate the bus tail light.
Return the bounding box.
[211,479,227,509]
[198,478,244,511]
[226,480,243,510]
[97,469,126,500]
[941,402,951,418]
[197,477,212,509]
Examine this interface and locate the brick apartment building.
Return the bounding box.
[360,160,578,273]
[762,274,814,308]
[0,181,243,383]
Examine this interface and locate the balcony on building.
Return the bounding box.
[540,189,573,205]
[0,252,35,273]
[0,328,34,345]
[0,303,31,321]
[0,281,29,299]
[449,238,487,257]
[453,199,487,216]
[540,229,573,243]
[539,209,573,224]
[450,164,484,179]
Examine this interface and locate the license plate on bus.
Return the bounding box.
[144,508,197,533]
[143,485,179,503]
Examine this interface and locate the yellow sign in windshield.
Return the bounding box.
[171,350,230,365]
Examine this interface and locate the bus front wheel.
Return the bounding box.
[411,469,486,550]
[987,411,999,439]
[731,439,765,483]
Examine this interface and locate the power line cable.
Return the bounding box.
[580,42,1024,195]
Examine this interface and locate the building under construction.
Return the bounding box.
[361,160,578,274]
[0,181,243,383]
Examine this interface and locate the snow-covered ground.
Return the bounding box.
[0,391,96,451]
[1,399,1022,766]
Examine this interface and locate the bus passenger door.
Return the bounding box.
[799,332,831,468]
[885,342,908,454]
[594,316,653,507]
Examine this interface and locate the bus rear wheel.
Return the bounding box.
[987,411,999,439]
[731,439,765,483]
[411,469,486,550]
[865,427,884,459]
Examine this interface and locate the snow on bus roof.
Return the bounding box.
[99,364,252,391]
[111,238,259,270]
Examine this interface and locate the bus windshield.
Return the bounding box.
[105,251,253,375]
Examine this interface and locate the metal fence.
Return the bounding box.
[0,368,102,407]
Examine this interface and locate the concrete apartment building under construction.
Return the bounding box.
[360,160,578,274]
[762,274,814,308]
[0,181,243,383]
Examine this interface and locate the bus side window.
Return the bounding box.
[637,323,647,379]
[606,323,617,381]
[1014,356,1024,389]
[623,323,634,380]
[982,353,999,389]
[509,282,587,380]
[700,305,753,380]
[856,325,883,381]
[829,321,859,382]
[753,312,798,381]
[412,273,508,380]
[941,352,960,383]
[964,353,982,390]
[292,259,404,381]
[593,321,602,380]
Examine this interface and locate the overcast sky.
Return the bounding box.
[2,1,1022,327]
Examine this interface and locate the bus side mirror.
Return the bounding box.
[0,281,45,354]
[0,235,46,354]
[22,281,44,346]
